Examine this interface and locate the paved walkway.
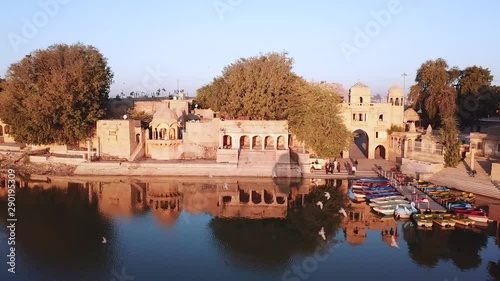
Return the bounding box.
[429,157,500,200]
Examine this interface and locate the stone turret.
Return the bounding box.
[349,82,371,104]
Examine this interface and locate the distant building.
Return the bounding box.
[469,117,500,158]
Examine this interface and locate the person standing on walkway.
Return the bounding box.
[333,159,338,173]
[351,165,356,176]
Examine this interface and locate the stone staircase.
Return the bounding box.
[429,159,500,199]
[237,150,277,167]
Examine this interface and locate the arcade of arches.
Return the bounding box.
[221,134,289,150]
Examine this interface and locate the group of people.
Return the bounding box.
[325,159,341,174]
[325,158,359,175]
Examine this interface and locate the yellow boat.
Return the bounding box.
[450,214,475,227]
[431,214,456,228]
[412,214,433,228]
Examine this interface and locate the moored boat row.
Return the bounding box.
[349,177,487,230]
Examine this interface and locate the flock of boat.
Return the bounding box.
[348,178,491,229]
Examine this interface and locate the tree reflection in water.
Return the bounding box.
[209,183,349,269]
[488,260,500,281]
[0,183,113,279]
[403,224,488,270]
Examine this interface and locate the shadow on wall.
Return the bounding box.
[273,150,304,193]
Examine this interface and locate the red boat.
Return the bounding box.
[450,207,490,223]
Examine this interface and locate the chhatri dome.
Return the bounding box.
[403,108,420,123]
[150,107,179,127]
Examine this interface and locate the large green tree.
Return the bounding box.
[409,59,462,167]
[409,60,497,128]
[287,81,353,158]
[455,66,496,128]
[196,52,352,158]
[408,58,459,128]
[0,43,113,145]
[198,52,299,120]
[440,116,461,167]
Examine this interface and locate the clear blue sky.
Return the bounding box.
[1,0,499,98]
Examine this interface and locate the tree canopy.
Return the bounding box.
[407,58,496,167]
[196,52,352,158]
[0,43,113,145]
[409,58,497,128]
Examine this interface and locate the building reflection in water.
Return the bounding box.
[1,175,499,277]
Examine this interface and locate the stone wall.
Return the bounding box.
[184,121,218,147]
[491,163,500,182]
[96,120,142,159]
[400,158,444,180]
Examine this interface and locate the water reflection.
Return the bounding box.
[0,180,113,280]
[0,176,499,281]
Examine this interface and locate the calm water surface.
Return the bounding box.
[0,177,499,281]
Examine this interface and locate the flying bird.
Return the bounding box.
[324,192,331,200]
[102,237,107,244]
[391,235,399,249]
[339,208,347,217]
[316,201,324,209]
[318,227,326,241]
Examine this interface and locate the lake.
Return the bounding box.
[0,176,499,281]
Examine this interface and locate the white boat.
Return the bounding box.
[372,206,396,216]
[369,202,411,208]
[369,198,408,204]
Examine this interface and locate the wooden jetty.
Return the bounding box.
[375,168,448,213]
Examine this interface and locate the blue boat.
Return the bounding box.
[366,191,400,200]
[447,202,473,209]
[361,186,394,192]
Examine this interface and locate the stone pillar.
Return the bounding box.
[250,136,253,150]
[235,135,241,149]
[87,139,92,162]
[471,147,476,170]
[219,132,224,149]
[274,136,278,150]
[96,137,101,158]
[262,136,265,150]
[343,149,349,159]
[285,135,289,150]
[403,138,408,158]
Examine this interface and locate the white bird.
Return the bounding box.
[223,183,228,190]
[208,174,213,178]
[391,235,399,249]
[339,208,347,217]
[102,237,107,244]
[318,227,326,240]
[324,192,331,200]
[316,201,323,209]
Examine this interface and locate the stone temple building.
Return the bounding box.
[0,82,424,175]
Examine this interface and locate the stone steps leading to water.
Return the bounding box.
[429,159,500,199]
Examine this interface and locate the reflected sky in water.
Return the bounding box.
[0,177,499,281]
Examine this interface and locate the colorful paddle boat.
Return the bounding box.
[412,214,434,228]
[431,214,456,228]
